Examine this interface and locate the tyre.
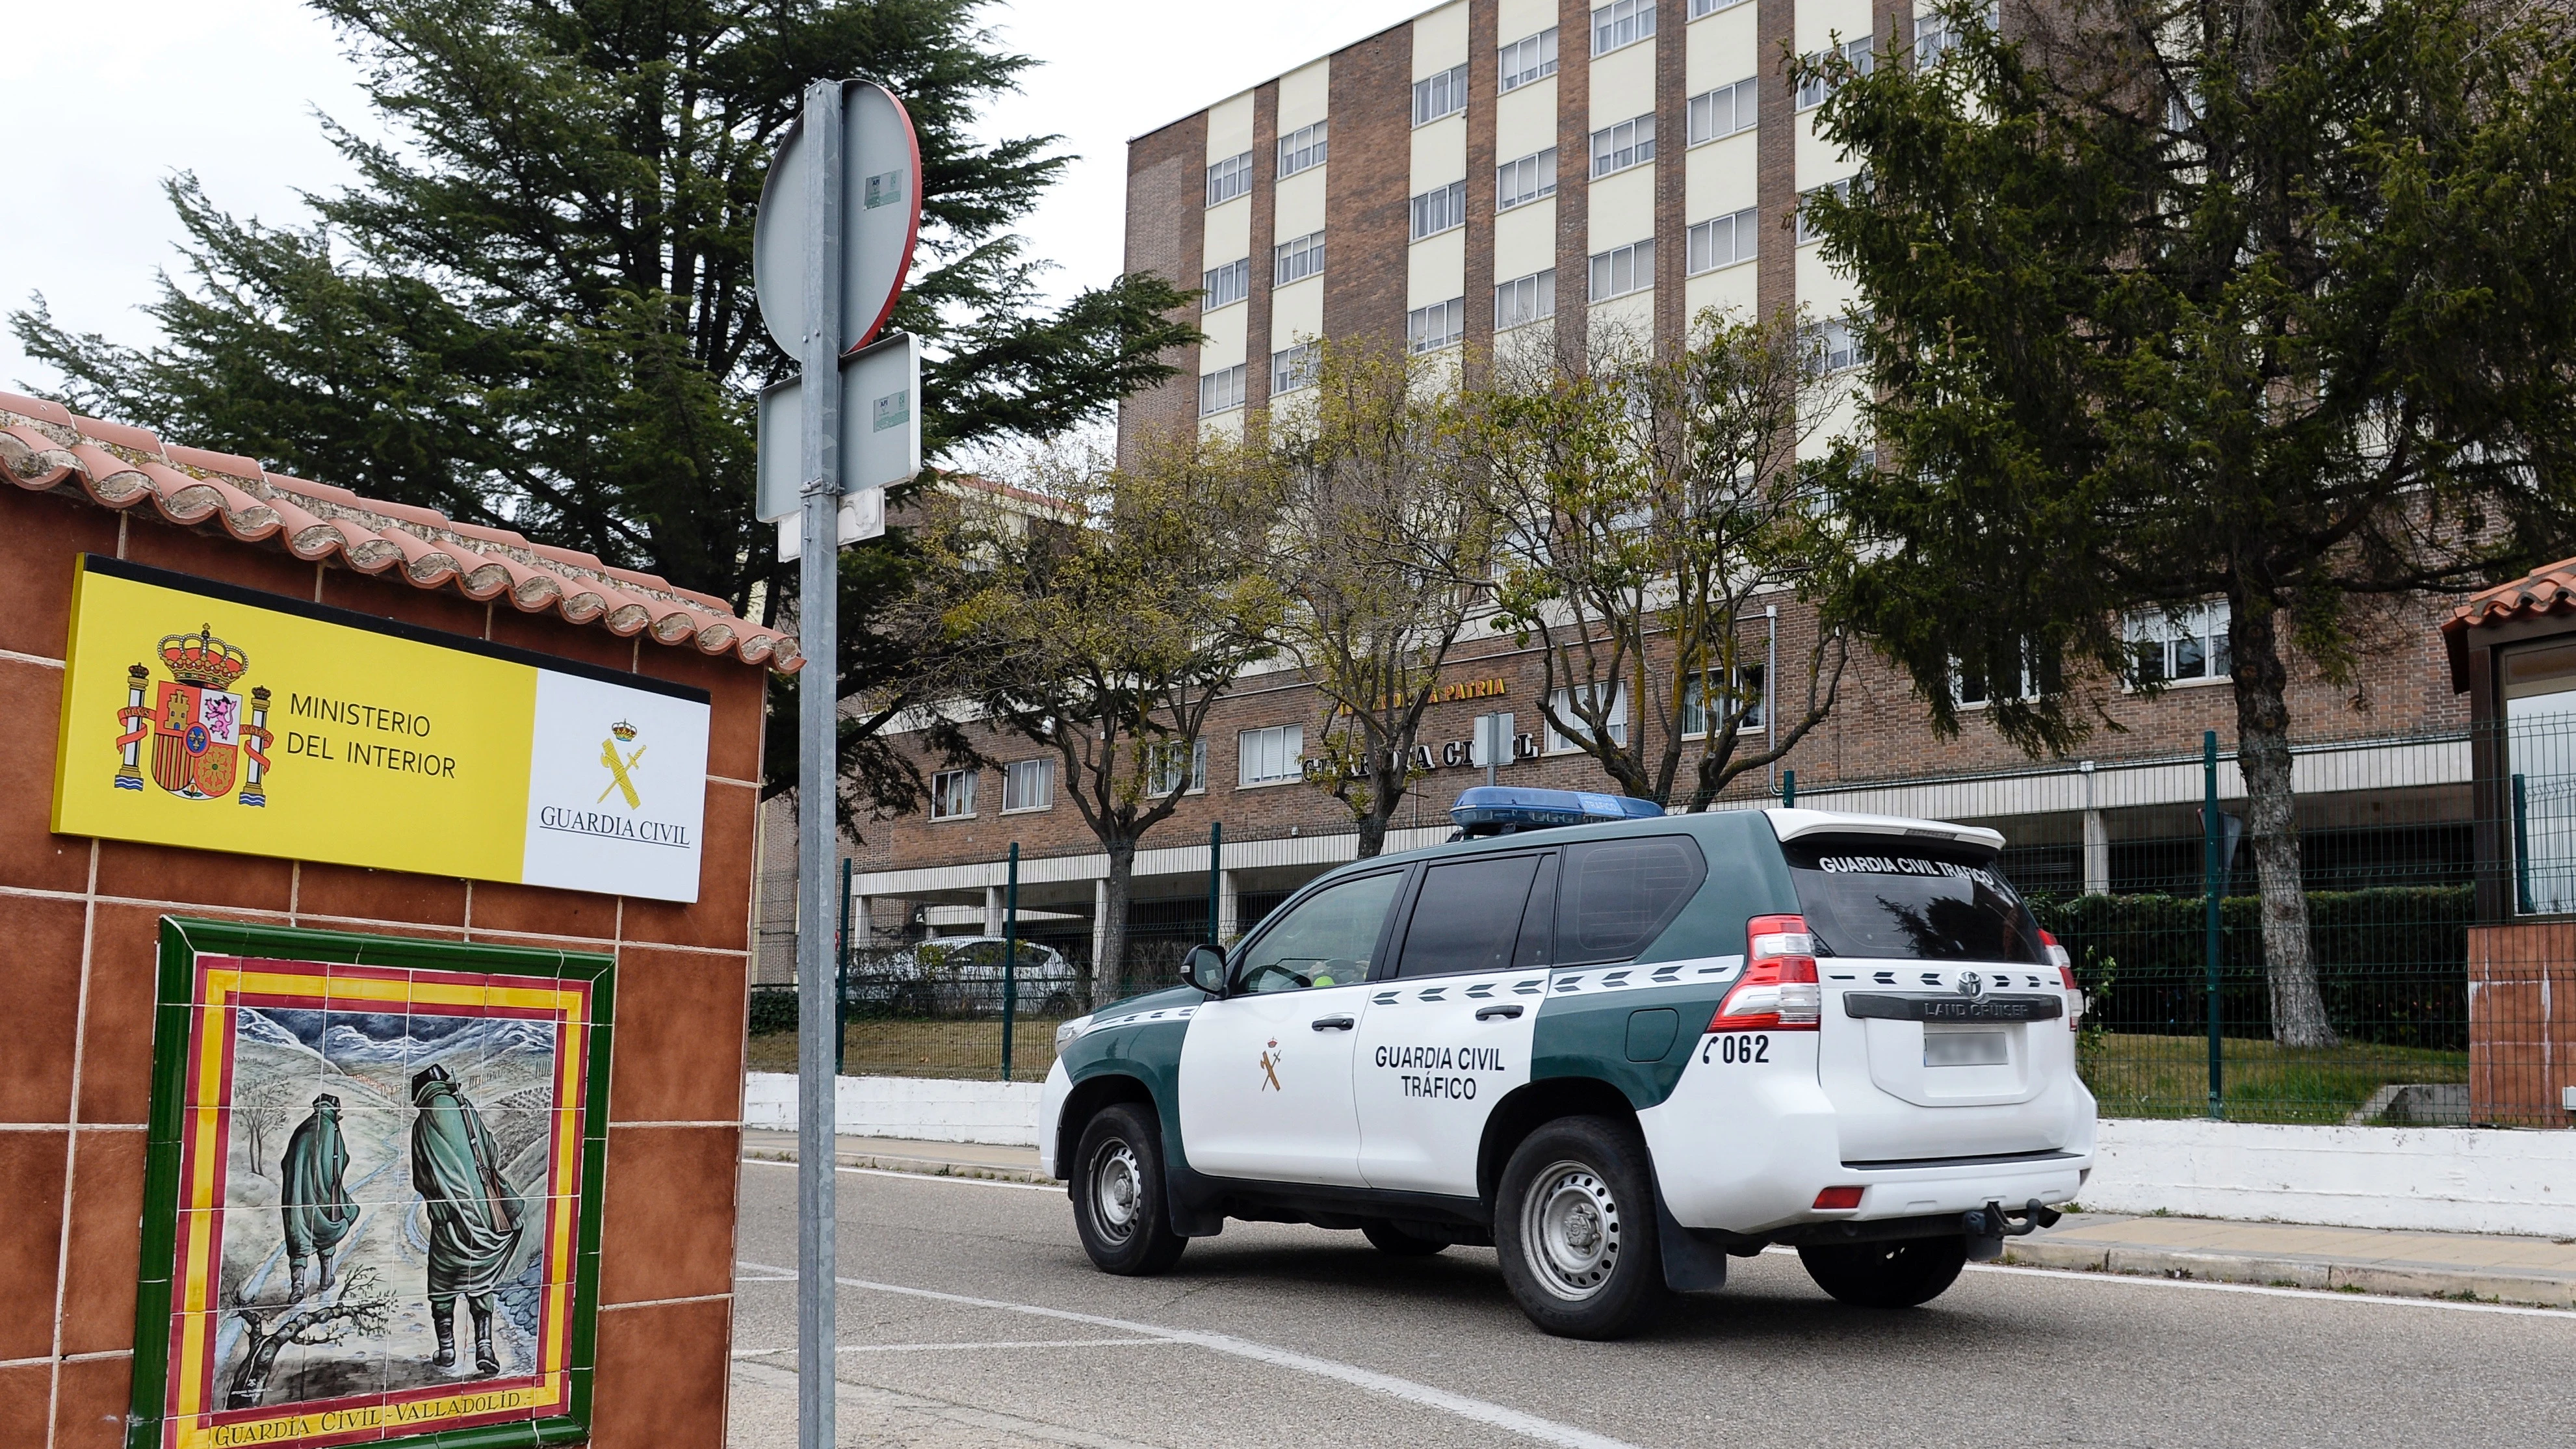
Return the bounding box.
[1493,1116,1668,1339]
[1797,1235,1968,1309]
[1361,1220,1448,1257]
[1071,1103,1188,1276]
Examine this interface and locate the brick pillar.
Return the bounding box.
[1555,0,1594,360]
[1325,26,1415,349]
[1245,81,1283,419]
[1756,0,1797,326]
[1464,0,1501,371]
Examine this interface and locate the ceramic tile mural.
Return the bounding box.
[133,919,611,1449]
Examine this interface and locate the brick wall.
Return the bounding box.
[1117,112,1208,467]
[1553,0,1593,358]
[0,484,766,1448]
[1324,25,1415,348]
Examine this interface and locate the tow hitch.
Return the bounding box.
[1962,1199,2062,1262]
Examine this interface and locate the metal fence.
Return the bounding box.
[749,719,2576,1127]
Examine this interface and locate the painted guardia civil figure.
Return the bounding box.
[409,1064,523,1375]
[278,1093,358,1298]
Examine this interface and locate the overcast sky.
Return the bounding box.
[2,0,1412,404]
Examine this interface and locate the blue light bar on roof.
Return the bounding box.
[1450,785,1665,835]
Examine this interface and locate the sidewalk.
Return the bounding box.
[741,1130,2576,1309]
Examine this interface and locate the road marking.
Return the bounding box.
[732,1357,1166,1449]
[737,1260,1646,1449]
[742,1156,1058,1191]
[733,1337,1169,1357]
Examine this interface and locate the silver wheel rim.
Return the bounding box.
[1521,1158,1620,1301]
[1090,1141,1143,1244]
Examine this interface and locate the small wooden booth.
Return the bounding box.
[0,390,798,1448]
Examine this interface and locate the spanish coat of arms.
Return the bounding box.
[114,623,278,805]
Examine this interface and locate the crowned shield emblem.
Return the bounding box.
[114,623,276,805]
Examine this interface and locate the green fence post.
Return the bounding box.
[1207,820,1223,945]
[835,857,851,1078]
[2204,729,2223,1121]
[2514,772,2535,915]
[1782,768,1795,808]
[1002,842,1019,1083]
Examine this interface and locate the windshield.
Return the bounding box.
[1782,837,2044,964]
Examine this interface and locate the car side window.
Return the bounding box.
[1232,872,1405,993]
[1395,855,1543,978]
[1557,835,1708,964]
[1514,854,1558,969]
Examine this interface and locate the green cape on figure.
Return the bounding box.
[409,1064,523,1299]
[280,1094,358,1260]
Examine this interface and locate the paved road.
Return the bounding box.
[726,1160,2576,1448]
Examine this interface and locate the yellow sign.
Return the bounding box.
[53,556,712,901]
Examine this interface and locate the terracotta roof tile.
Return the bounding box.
[2441,556,2576,690]
[0,390,801,672]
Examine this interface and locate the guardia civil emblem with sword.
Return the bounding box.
[598,720,645,807]
[111,623,277,805]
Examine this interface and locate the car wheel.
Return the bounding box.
[1071,1103,1188,1276]
[1494,1116,1668,1340]
[1797,1236,1968,1309]
[1360,1220,1448,1257]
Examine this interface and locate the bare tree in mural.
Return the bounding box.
[228,1265,396,1409]
[237,1080,296,1180]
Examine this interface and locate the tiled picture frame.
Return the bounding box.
[130,918,614,1449]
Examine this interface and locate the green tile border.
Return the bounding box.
[127,917,615,1449]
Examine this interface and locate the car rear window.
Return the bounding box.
[1783,837,2043,963]
[1558,836,1708,965]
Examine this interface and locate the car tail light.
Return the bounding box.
[1710,914,1821,1032]
[1813,1185,1864,1211]
[2042,929,2081,1032]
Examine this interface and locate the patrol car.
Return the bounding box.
[1037,787,2095,1339]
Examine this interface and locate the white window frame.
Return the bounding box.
[1590,113,1657,177]
[1686,207,1759,275]
[1681,664,1765,737]
[1690,0,1750,15]
[1494,268,1557,331]
[1797,36,1876,110]
[1205,151,1253,207]
[1145,737,1207,797]
[1407,297,1468,354]
[1412,64,1469,126]
[1001,757,1053,813]
[1410,180,1469,241]
[1497,147,1558,211]
[1275,230,1326,286]
[1271,342,1320,395]
[1953,644,2051,709]
[1237,724,1306,787]
[1499,27,1560,90]
[1809,314,1869,374]
[1278,120,1329,177]
[1198,364,1247,417]
[1796,176,1855,243]
[1591,0,1656,57]
[2127,601,2233,688]
[1687,77,1757,145]
[1915,1,1997,66]
[1588,238,1655,302]
[1547,684,1630,753]
[930,768,976,820]
[1201,257,1250,310]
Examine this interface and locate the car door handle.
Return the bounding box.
[1475,1004,1524,1021]
[1310,1015,1355,1032]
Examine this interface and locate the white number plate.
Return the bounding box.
[1923,1029,2008,1067]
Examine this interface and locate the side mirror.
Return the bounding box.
[1180,943,1228,996]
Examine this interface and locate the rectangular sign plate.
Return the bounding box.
[755,329,921,526]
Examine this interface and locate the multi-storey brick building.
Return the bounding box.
[759,0,2477,980]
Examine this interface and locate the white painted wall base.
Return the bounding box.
[743,1072,1042,1147]
[2081,1117,2576,1237]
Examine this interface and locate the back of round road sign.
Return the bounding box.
[755,80,922,356]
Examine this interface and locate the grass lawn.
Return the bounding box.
[2081,1032,2467,1124]
[745,1019,1072,1081]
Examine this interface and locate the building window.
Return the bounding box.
[1689,0,1750,15]
[1687,77,1757,144]
[1591,0,1656,57]
[1682,666,1765,735]
[930,768,976,820]
[1495,268,1557,330]
[1588,238,1655,302]
[1275,230,1326,286]
[1796,177,1856,242]
[2129,601,2232,686]
[1497,148,1558,210]
[1202,257,1250,309]
[1806,315,1869,374]
[1145,737,1206,796]
[1797,36,1876,110]
[1199,365,1247,416]
[1238,724,1305,786]
[1205,150,1253,206]
[1954,642,2058,707]
[1413,64,1469,126]
[1590,114,1657,177]
[1002,758,1053,813]
[1411,180,1469,241]
[1500,27,1560,90]
[1407,297,1468,354]
[1685,207,1760,274]
[1272,342,1320,394]
[1916,2,1997,64]
[1278,120,1329,177]
[1547,684,1630,753]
